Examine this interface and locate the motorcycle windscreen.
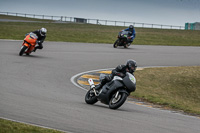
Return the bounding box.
[123,74,136,92]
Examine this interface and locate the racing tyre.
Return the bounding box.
[113,40,119,48]
[109,92,127,109]
[85,89,98,104]
[19,46,28,56]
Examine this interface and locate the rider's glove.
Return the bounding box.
[37,40,41,44]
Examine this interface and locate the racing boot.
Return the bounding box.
[96,75,111,91]
[95,84,102,92]
[89,84,102,96]
[33,48,36,52]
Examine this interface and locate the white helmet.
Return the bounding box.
[40,28,47,36]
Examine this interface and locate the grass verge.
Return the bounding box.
[0,118,63,133]
[0,21,200,46]
[133,66,200,115]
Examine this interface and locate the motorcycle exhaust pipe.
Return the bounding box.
[88,78,98,96]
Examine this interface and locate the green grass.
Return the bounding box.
[133,66,200,115]
[0,118,63,133]
[0,21,200,46]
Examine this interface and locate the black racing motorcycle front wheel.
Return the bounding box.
[85,89,98,104]
[19,46,28,56]
[109,92,128,109]
[113,39,119,48]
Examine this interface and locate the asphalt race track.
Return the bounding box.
[0,40,200,133]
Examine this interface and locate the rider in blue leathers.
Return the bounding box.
[123,25,136,45]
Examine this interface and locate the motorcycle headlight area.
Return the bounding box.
[129,76,136,84]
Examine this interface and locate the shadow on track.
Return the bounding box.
[11,53,52,59]
[83,102,146,114]
[113,46,138,50]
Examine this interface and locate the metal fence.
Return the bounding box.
[0,11,185,30]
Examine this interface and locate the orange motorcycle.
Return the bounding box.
[19,33,38,56]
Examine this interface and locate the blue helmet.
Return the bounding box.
[129,25,134,30]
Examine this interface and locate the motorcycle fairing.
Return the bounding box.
[23,34,37,54]
[98,80,124,104]
[123,73,136,92]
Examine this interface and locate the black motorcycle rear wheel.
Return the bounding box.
[19,46,28,56]
[85,89,98,104]
[109,92,127,109]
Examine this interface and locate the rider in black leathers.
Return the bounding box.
[95,60,137,91]
[31,28,47,52]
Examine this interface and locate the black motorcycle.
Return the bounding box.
[85,72,136,109]
[113,31,132,48]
